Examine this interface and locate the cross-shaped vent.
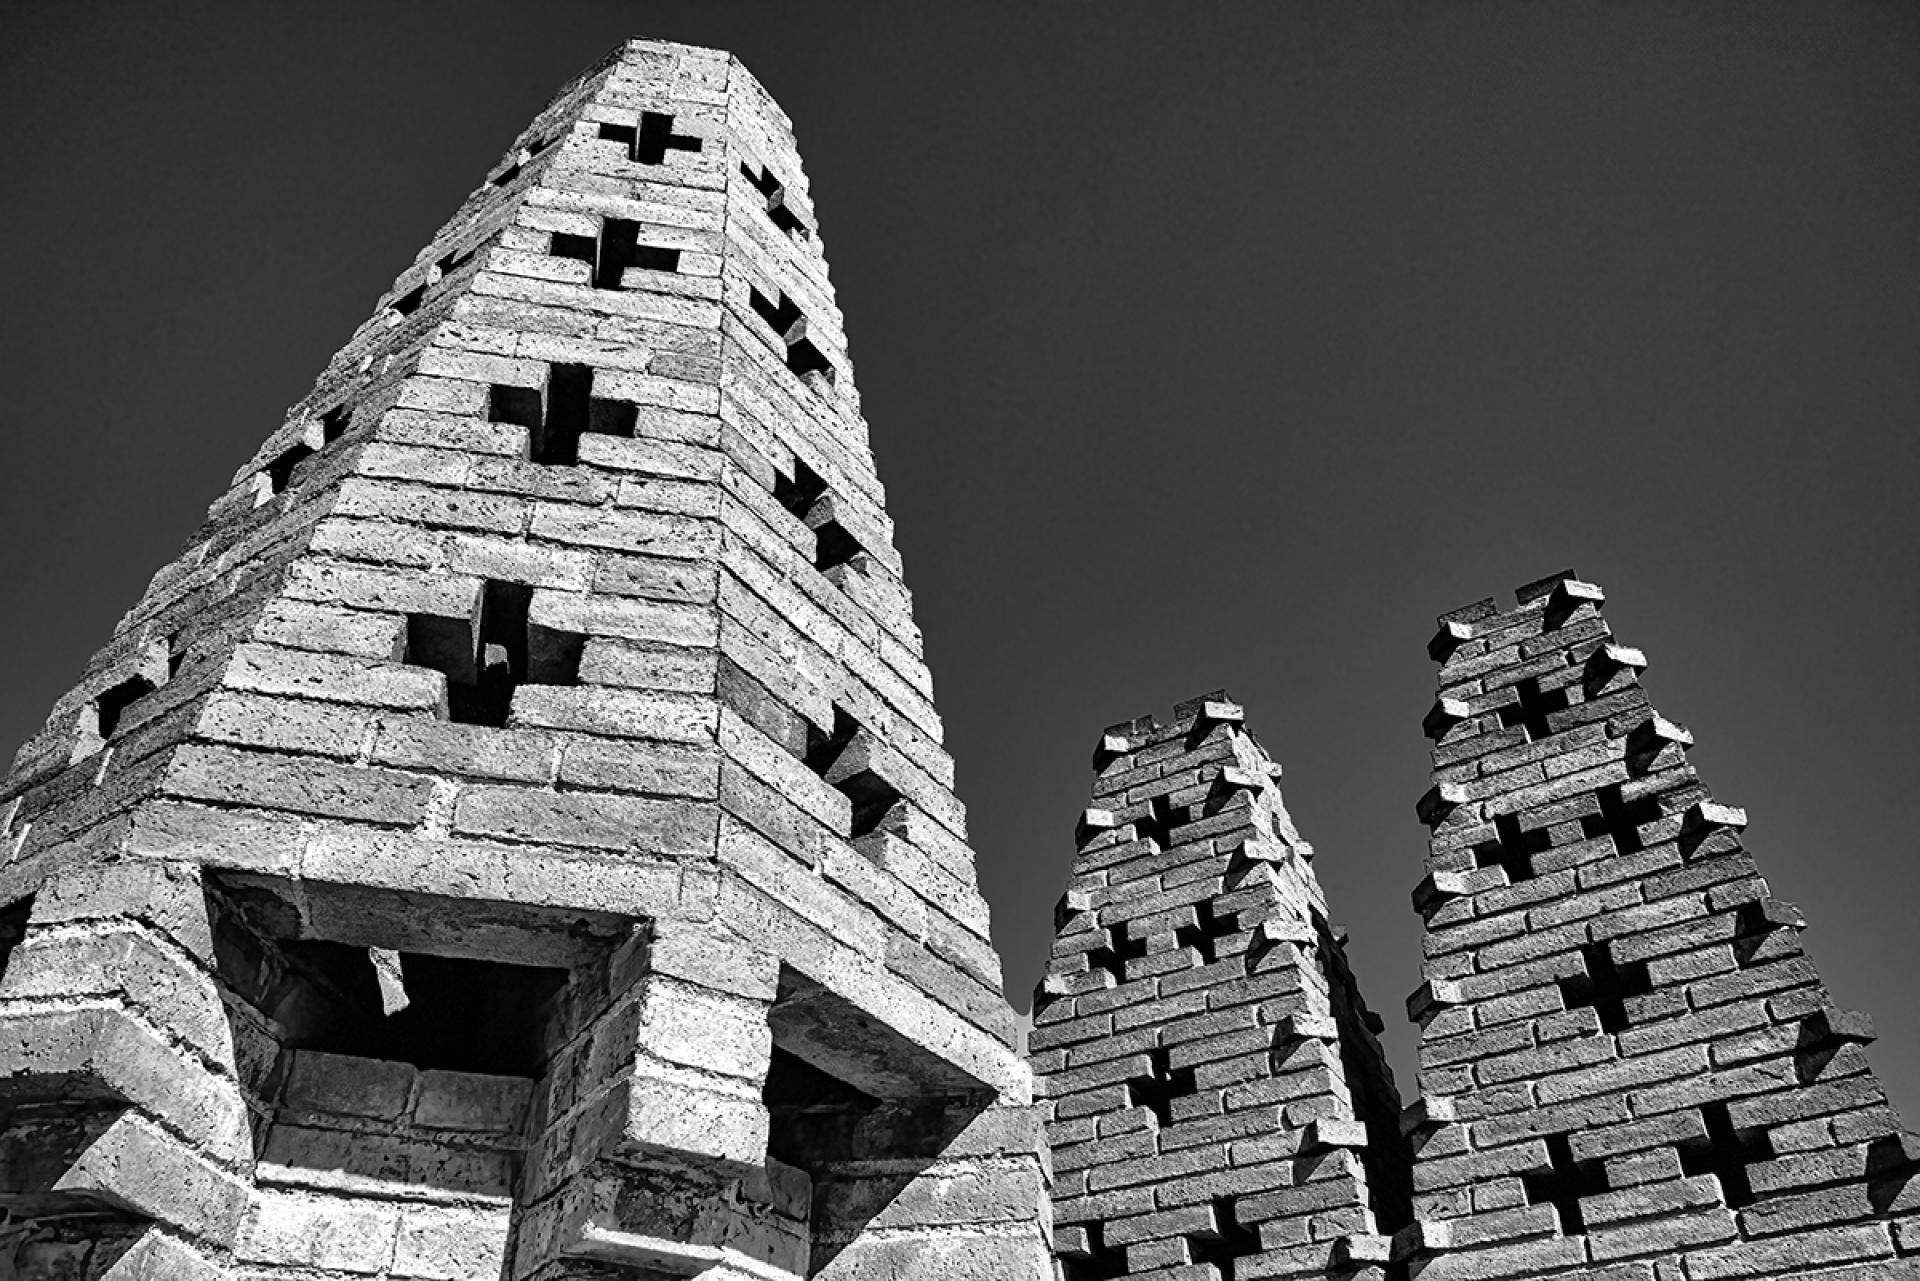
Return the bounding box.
[801,707,903,837]
[749,287,835,387]
[1131,793,1180,849]
[1186,1197,1262,1280]
[1173,899,1240,965]
[488,364,638,466]
[1124,1045,1197,1129]
[740,161,809,237]
[771,459,867,573]
[403,580,585,727]
[1084,917,1149,985]
[1523,1133,1607,1234]
[549,218,681,288]
[1498,677,1571,742]
[1678,1101,1774,1209]
[599,111,702,165]
[1557,941,1653,1034]
[1580,784,1662,856]
[1471,812,1551,884]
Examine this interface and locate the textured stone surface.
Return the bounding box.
[1396,572,1920,1278]
[1034,692,1409,1280]
[0,36,1047,1281]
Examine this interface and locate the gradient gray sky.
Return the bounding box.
[2,2,1915,1114]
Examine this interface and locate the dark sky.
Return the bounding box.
[3,3,1916,1115]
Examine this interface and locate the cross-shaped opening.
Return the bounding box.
[1523,1133,1606,1234]
[1084,917,1150,985]
[774,458,828,519]
[1678,1101,1774,1209]
[1557,941,1653,1035]
[1498,677,1571,742]
[488,364,639,466]
[801,706,903,837]
[1124,1045,1197,1129]
[1186,1197,1262,1280]
[770,460,867,573]
[749,287,835,386]
[741,161,809,237]
[1579,784,1662,856]
[1060,1222,1127,1281]
[1131,793,1180,849]
[1472,812,1551,884]
[403,580,585,728]
[1173,900,1240,966]
[549,219,682,288]
[599,111,702,165]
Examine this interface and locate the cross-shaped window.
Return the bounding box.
[1580,784,1663,856]
[801,706,903,837]
[1084,917,1150,985]
[599,111,702,165]
[549,219,681,289]
[748,287,835,387]
[1173,899,1240,965]
[1523,1132,1607,1234]
[1131,793,1180,849]
[488,364,638,466]
[1498,677,1570,741]
[1558,941,1653,1034]
[740,161,809,237]
[1124,1045,1197,1128]
[403,580,585,727]
[1186,1197,1262,1280]
[1472,812,1552,884]
[1678,1101,1773,1209]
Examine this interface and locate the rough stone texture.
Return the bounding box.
[1033,692,1410,1279]
[0,38,1048,1281]
[1398,571,1920,1278]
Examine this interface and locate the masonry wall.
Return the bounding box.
[0,39,1049,1281]
[1397,571,1919,1278]
[1033,692,1410,1280]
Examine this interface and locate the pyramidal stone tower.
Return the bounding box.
[0,39,1049,1281]
[1032,692,1412,1279]
[1400,572,1918,1277]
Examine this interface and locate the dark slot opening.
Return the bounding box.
[265,443,316,495]
[812,518,862,572]
[95,675,157,741]
[390,283,425,317]
[587,398,637,439]
[633,111,701,165]
[549,232,596,264]
[1521,1132,1605,1234]
[774,459,828,520]
[0,898,33,986]
[1059,1223,1127,1281]
[488,383,544,432]
[532,363,593,465]
[1186,1197,1261,1281]
[803,707,860,775]
[787,337,835,385]
[631,244,681,272]
[750,285,802,337]
[405,581,582,728]
[1678,1101,1774,1210]
[319,405,350,443]
[594,219,639,289]
[597,122,637,149]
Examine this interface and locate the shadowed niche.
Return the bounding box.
[762,968,997,1276]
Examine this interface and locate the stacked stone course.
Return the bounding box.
[1398,571,1919,1278]
[0,39,1050,1281]
[1032,693,1410,1280]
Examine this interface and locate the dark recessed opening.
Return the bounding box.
[0,898,32,985]
[94,675,156,741]
[631,244,681,272]
[265,443,315,496]
[774,459,828,521]
[1678,1101,1774,1210]
[390,283,425,317]
[803,707,859,775]
[488,383,544,432]
[749,286,834,386]
[550,232,597,264]
[740,161,808,237]
[1185,1197,1261,1281]
[1557,942,1652,1035]
[813,519,863,573]
[633,111,701,165]
[319,405,350,443]
[1522,1132,1605,1235]
[405,580,582,727]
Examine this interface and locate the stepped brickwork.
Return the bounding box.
[1032,692,1411,1280]
[0,39,1049,1281]
[1399,571,1919,1278]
